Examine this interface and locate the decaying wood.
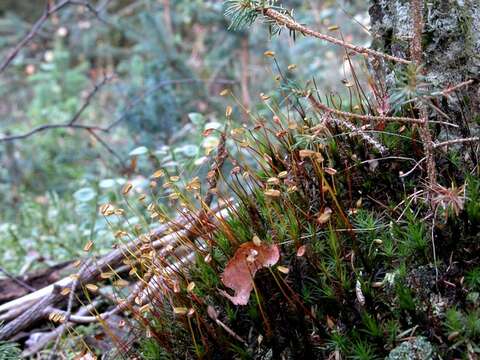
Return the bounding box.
[0,220,181,338]
[22,300,103,357]
[0,262,72,304]
[0,201,233,343]
[0,210,223,341]
[0,127,230,348]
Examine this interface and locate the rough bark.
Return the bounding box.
[369,0,480,148]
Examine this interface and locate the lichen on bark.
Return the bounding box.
[369,0,479,156]
[369,0,479,87]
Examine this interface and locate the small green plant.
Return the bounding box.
[0,324,20,360]
[139,339,172,360]
[466,267,480,291]
[0,341,21,360]
[350,339,379,360]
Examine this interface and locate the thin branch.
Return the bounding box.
[0,0,114,74]
[400,157,426,178]
[68,74,114,125]
[86,129,126,167]
[70,0,112,27]
[0,77,235,143]
[0,267,36,292]
[0,0,72,74]
[433,137,479,149]
[261,8,411,65]
[0,124,109,142]
[307,94,457,127]
[0,75,114,142]
[431,79,475,97]
[410,0,437,189]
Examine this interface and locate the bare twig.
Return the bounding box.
[0,123,109,142]
[0,77,235,143]
[207,306,247,345]
[261,8,411,64]
[22,300,103,357]
[400,157,426,178]
[0,0,71,74]
[106,78,236,131]
[0,75,114,142]
[307,94,457,127]
[431,79,475,97]
[0,0,114,74]
[86,129,125,167]
[68,74,114,125]
[0,204,228,340]
[0,267,35,292]
[433,137,479,149]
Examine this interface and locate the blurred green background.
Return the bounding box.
[0,0,369,273]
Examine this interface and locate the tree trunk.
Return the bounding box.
[369,0,480,154]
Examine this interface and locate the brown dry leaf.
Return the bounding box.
[220,242,280,305]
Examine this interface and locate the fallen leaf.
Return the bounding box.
[220,242,280,305]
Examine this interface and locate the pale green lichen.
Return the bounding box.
[369,0,480,87]
[369,0,479,139]
[423,0,480,86]
[387,337,434,360]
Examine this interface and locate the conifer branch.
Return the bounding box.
[307,94,456,127]
[260,8,411,64]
